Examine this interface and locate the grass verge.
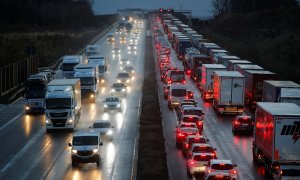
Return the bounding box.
[137,21,169,180]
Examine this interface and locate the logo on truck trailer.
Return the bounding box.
[280,121,300,144]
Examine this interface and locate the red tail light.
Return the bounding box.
[182,80,186,84]
[208,169,215,173]
[197,121,203,126]
[231,170,237,174]
[234,121,240,125]
[185,144,189,148]
[190,160,195,166]
[178,133,185,137]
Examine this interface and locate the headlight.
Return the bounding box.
[104,104,108,108]
[101,79,105,83]
[126,79,130,83]
[122,88,125,92]
[126,61,130,64]
[111,89,115,92]
[25,106,30,110]
[72,149,77,154]
[130,39,133,42]
[128,47,131,50]
[134,46,137,49]
[90,94,95,98]
[45,118,51,124]
[107,130,113,135]
[132,70,135,73]
[118,50,121,53]
[67,117,73,123]
[112,50,115,53]
[117,104,121,107]
[93,149,98,153]
[117,80,121,83]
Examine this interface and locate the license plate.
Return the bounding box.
[225,107,237,111]
[56,123,63,125]
[81,156,89,159]
[242,123,249,126]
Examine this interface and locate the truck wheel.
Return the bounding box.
[264,163,271,177]
[46,129,51,133]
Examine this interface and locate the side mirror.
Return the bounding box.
[100,142,103,146]
[68,143,72,147]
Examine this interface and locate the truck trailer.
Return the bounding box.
[278,88,300,106]
[262,81,300,102]
[213,71,245,114]
[253,102,300,179]
[227,60,252,71]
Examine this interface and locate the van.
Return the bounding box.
[68,131,103,167]
[168,84,187,109]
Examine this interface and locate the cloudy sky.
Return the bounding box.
[93,0,213,18]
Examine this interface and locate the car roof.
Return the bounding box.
[180,127,198,132]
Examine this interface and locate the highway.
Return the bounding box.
[151,17,268,180]
[0,21,146,180]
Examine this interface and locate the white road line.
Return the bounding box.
[0,111,23,131]
[0,128,44,175]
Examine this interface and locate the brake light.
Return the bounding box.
[231,170,237,174]
[168,96,172,100]
[185,144,189,148]
[190,160,195,166]
[182,80,186,84]
[197,121,203,126]
[234,121,240,125]
[187,70,191,75]
[178,133,185,137]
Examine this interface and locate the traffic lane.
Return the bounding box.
[30,26,146,180]
[154,23,265,179]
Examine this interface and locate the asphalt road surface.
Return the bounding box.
[0,20,146,180]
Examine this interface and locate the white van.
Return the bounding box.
[168,84,187,109]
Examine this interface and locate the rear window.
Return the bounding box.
[188,138,207,145]
[237,117,252,123]
[171,89,186,96]
[183,117,199,123]
[211,164,234,170]
[207,175,232,180]
[113,83,125,88]
[192,146,214,153]
[193,155,213,161]
[183,109,204,116]
[170,74,185,82]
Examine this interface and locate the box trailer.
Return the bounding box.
[278,88,300,106]
[227,60,252,71]
[262,81,300,102]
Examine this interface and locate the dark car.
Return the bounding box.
[232,115,254,134]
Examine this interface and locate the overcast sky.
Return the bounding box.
[93,0,213,18]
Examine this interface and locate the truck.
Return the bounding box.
[209,49,228,63]
[236,64,263,75]
[45,79,81,132]
[227,60,252,71]
[198,43,221,56]
[183,47,200,74]
[217,55,240,67]
[200,64,227,101]
[190,34,203,48]
[24,74,48,114]
[189,55,211,82]
[74,64,99,102]
[252,102,300,179]
[243,70,277,110]
[175,38,192,60]
[278,88,300,106]
[212,71,245,114]
[88,56,108,86]
[61,55,84,79]
[85,45,100,57]
[262,81,300,102]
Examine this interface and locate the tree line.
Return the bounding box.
[212,0,298,15]
[0,0,101,31]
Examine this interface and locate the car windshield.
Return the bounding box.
[194,155,213,161]
[184,109,204,116]
[26,88,45,98]
[171,74,185,82]
[73,136,98,146]
[45,98,71,109]
[237,117,252,123]
[192,146,214,153]
[113,83,125,88]
[117,73,129,78]
[211,164,234,170]
[207,176,232,180]
[105,97,119,102]
[93,122,110,128]
[62,63,78,71]
[124,67,133,71]
[188,138,207,145]
[171,89,186,97]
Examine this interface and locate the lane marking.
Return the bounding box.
[0,111,23,131]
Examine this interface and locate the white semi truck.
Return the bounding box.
[253,102,300,179]
[61,55,84,79]
[74,64,99,102]
[278,88,300,106]
[88,56,107,86]
[85,45,100,57]
[200,64,227,101]
[212,71,245,114]
[45,79,81,132]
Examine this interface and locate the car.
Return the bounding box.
[122,65,135,77]
[182,135,209,157]
[116,72,131,85]
[187,90,194,99]
[186,152,216,176]
[130,37,138,44]
[111,83,127,96]
[119,58,130,66]
[178,107,205,121]
[168,84,188,109]
[232,115,254,134]
[186,143,217,159]
[119,35,126,43]
[128,44,137,54]
[175,122,199,148]
[89,120,114,138]
[203,172,233,180]
[107,33,115,43]
[103,96,122,111]
[204,159,238,180]
[112,47,121,56]
[68,131,103,167]
[176,101,197,114]
[179,115,204,132]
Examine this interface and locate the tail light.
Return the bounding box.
[178,133,185,137]
[190,160,195,166]
[182,80,186,84]
[234,121,240,125]
[168,96,172,100]
[208,169,215,173]
[185,144,189,148]
[187,70,191,75]
[231,170,237,174]
[197,121,203,126]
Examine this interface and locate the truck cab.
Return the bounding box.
[85,45,100,57]
[88,56,108,86]
[61,55,84,79]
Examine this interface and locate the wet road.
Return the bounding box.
[151,19,267,180]
[0,21,146,180]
